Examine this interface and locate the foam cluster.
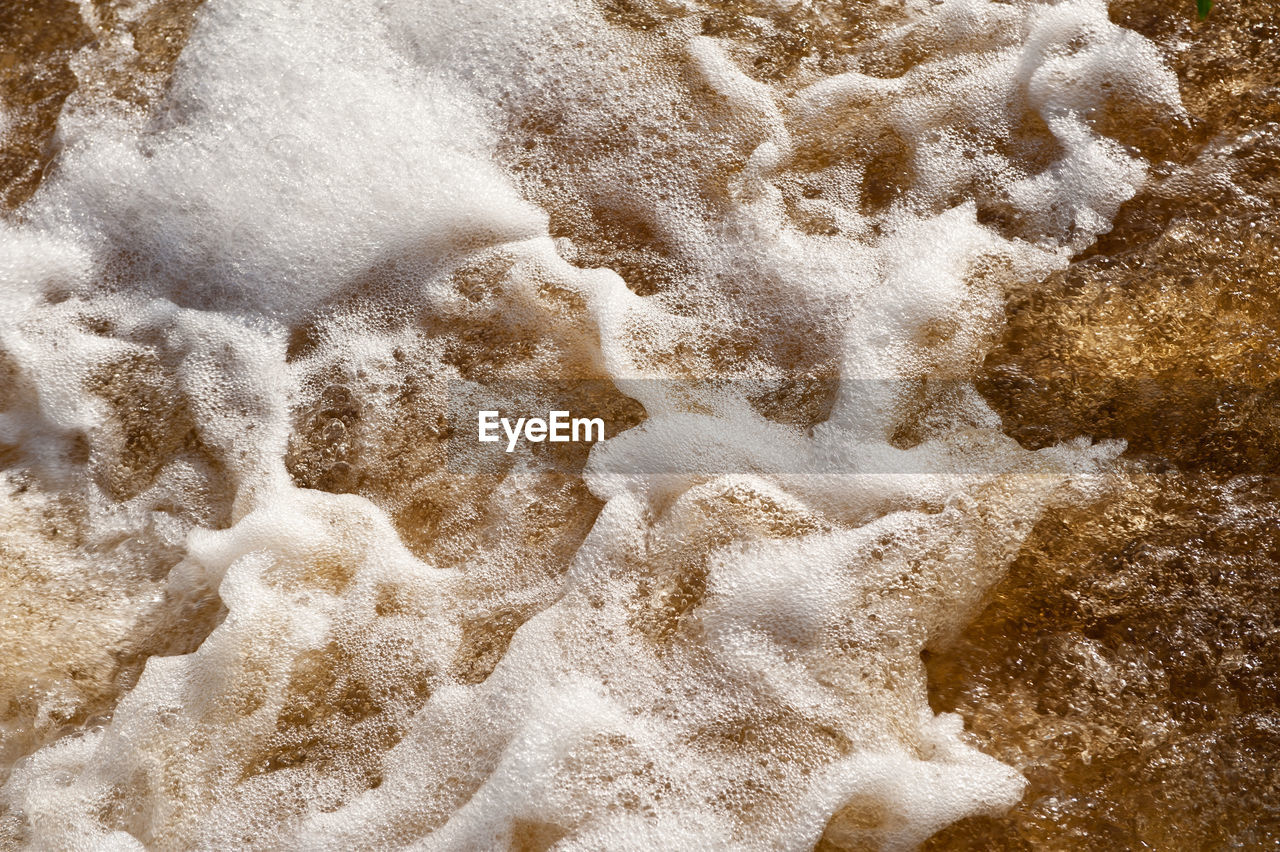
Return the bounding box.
[0,0,1179,848]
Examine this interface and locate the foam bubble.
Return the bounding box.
[0,0,1179,847]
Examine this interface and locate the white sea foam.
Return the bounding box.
[0,0,1179,848]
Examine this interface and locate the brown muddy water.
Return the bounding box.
[0,0,1277,848]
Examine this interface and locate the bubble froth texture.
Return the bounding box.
[0,0,1178,848]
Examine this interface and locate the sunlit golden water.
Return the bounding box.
[1,0,1277,848]
[924,0,1280,845]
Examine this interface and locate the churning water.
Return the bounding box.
[0,0,1276,848]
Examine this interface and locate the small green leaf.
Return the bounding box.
[1197,0,1213,19]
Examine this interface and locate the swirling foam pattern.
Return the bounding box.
[0,0,1180,848]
